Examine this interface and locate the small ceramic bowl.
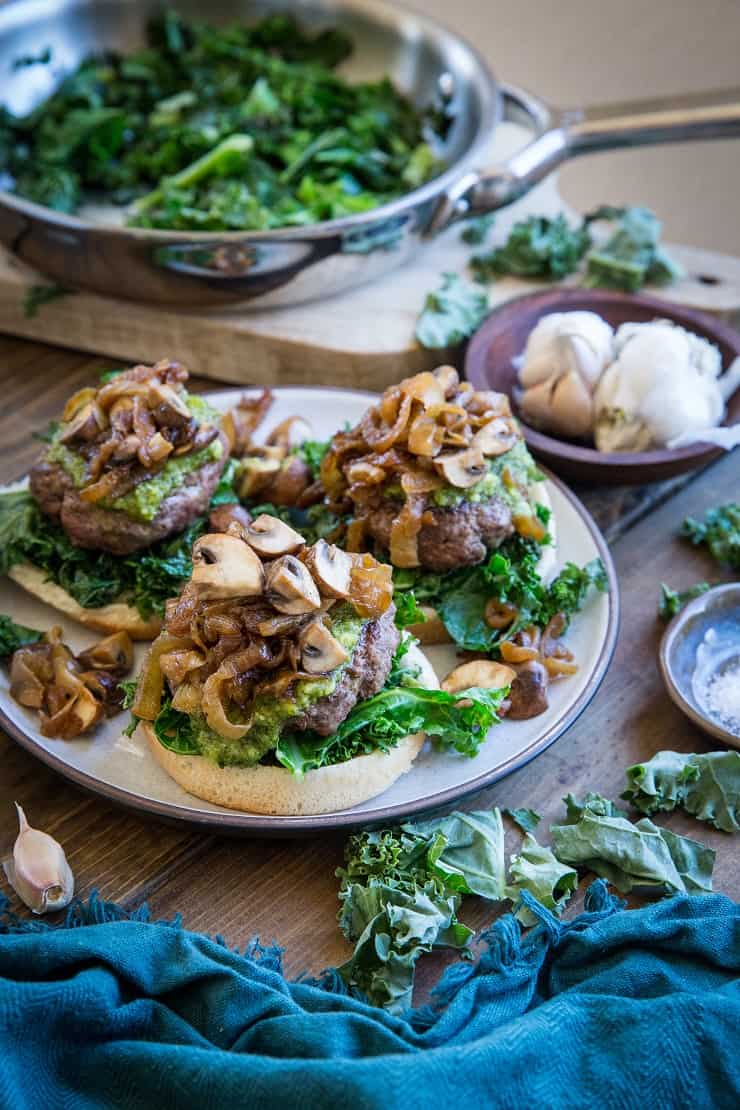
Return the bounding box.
[465,288,740,484]
[659,582,740,749]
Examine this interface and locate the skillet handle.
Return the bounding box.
[428,83,740,232]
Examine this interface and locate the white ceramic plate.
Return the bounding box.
[0,387,619,833]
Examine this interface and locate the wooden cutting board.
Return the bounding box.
[1,124,739,388]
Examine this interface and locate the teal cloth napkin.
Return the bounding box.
[0,882,738,1109]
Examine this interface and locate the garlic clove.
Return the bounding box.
[550,370,595,439]
[2,803,74,915]
[519,378,556,430]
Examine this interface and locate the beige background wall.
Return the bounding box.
[414,0,740,254]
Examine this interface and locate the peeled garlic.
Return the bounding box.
[2,803,74,914]
[594,320,726,452]
[518,312,614,439]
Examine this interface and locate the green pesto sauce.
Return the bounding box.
[45,392,223,523]
[111,439,222,522]
[184,605,365,769]
[432,440,542,516]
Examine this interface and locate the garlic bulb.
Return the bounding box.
[594,320,725,452]
[2,803,74,914]
[518,311,614,439]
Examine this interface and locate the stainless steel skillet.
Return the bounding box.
[1,0,739,308]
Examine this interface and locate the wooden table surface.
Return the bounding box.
[0,334,737,995]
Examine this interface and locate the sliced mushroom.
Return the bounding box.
[474,417,519,457]
[263,457,313,507]
[149,382,192,428]
[506,661,550,719]
[191,533,265,599]
[208,502,253,533]
[442,659,516,694]
[433,365,460,398]
[302,539,352,599]
[77,631,134,676]
[299,619,349,674]
[266,555,321,615]
[59,401,105,444]
[257,612,312,638]
[9,646,51,709]
[40,683,103,739]
[242,514,305,557]
[78,671,125,715]
[62,387,97,423]
[236,456,281,499]
[433,446,488,489]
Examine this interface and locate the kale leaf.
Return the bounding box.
[622,750,740,834]
[23,284,73,319]
[471,215,590,281]
[460,214,495,245]
[550,792,715,895]
[0,614,42,657]
[505,807,542,834]
[583,206,683,292]
[681,503,740,569]
[505,833,577,926]
[658,581,710,621]
[6,10,442,232]
[336,808,505,1011]
[415,273,489,349]
[295,438,330,480]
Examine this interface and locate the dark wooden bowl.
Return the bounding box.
[465,288,740,484]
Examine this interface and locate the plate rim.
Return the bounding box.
[0,386,620,834]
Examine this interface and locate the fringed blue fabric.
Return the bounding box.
[0,884,738,1109]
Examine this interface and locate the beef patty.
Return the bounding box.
[30,433,229,556]
[365,498,514,572]
[290,604,399,737]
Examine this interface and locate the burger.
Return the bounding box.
[128,518,506,815]
[318,365,557,646]
[0,361,235,639]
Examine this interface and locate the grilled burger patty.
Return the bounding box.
[290,605,400,737]
[29,433,229,556]
[365,498,514,572]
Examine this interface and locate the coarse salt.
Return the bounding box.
[703,662,740,736]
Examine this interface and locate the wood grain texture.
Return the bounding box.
[1,124,739,389]
[0,338,737,1002]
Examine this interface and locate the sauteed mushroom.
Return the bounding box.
[242,514,305,557]
[442,660,515,694]
[302,539,352,599]
[506,661,550,719]
[191,534,265,599]
[266,556,321,615]
[299,619,349,674]
[434,446,488,488]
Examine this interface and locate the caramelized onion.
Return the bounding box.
[348,553,393,617]
[132,633,193,721]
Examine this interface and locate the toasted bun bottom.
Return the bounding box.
[7,563,161,640]
[406,481,557,644]
[141,643,438,816]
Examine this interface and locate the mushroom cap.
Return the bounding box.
[433,446,488,488]
[266,555,322,615]
[299,619,350,674]
[242,513,305,557]
[191,533,265,599]
[302,539,352,599]
[441,659,515,694]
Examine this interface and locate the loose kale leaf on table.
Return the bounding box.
[415,272,490,349]
[471,214,590,281]
[583,205,684,292]
[681,503,740,570]
[336,808,506,1012]
[623,750,740,834]
[505,833,577,926]
[505,807,542,834]
[550,792,715,895]
[658,581,710,621]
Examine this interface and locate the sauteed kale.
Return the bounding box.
[1,10,443,231]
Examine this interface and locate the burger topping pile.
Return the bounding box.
[132,518,392,743]
[46,361,223,515]
[9,628,133,739]
[319,366,542,567]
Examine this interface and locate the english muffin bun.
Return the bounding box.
[141,643,438,815]
[405,482,557,645]
[6,563,160,640]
